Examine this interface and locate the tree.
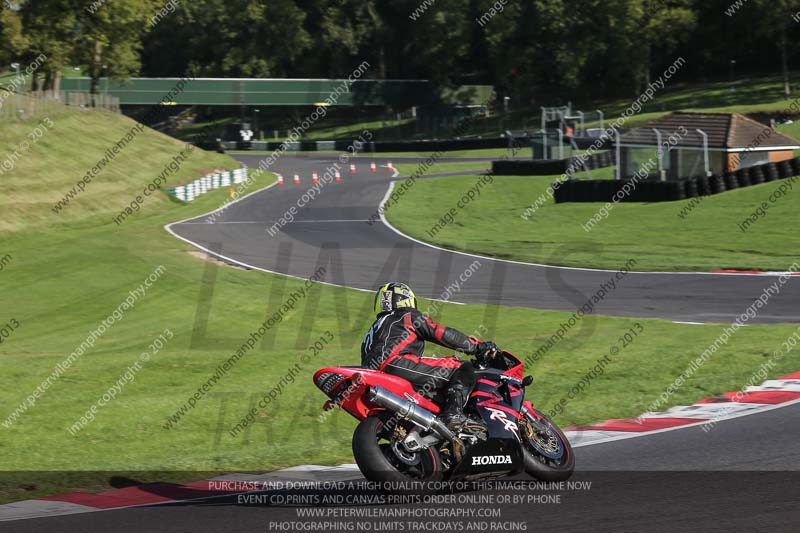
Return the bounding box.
[0,6,29,67]
[77,0,160,102]
[19,0,77,92]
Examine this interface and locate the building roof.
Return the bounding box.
[619,112,800,150]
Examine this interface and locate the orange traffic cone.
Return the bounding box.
[277,174,284,186]
[387,160,394,172]
[370,161,377,173]
[312,171,319,184]
[293,173,300,184]
[335,169,342,182]
[350,163,356,174]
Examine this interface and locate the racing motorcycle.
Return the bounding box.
[313,349,574,483]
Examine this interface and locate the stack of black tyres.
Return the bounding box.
[694,175,712,196]
[710,175,726,194]
[763,162,779,182]
[791,156,800,176]
[750,165,765,184]
[684,177,699,198]
[724,171,739,190]
[666,180,686,201]
[736,167,752,187]
[777,160,794,179]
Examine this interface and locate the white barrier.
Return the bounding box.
[168,168,248,202]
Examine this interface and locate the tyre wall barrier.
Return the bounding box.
[492,150,615,176]
[167,168,248,202]
[552,156,800,204]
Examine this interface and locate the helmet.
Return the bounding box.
[374,282,417,316]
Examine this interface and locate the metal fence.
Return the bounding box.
[0,90,120,121]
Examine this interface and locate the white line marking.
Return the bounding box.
[180,220,370,225]
[164,187,464,305]
[377,170,800,278]
[164,176,374,295]
[569,396,800,448]
[672,321,706,325]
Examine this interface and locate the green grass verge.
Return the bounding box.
[384,173,800,271]
[2,100,800,503]
[229,147,530,158]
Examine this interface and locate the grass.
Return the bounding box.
[385,173,800,272]
[229,147,531,158]
[0,102,237,233]
[161,71,800,148]
[393,161,489,177]
[2,99,800,502]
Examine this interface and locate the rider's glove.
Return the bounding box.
[475,341,498,363]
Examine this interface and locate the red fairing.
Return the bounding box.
[522,400,539,416]
[313,367,440,421]
[501,351,524,381]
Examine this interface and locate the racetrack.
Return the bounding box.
[168,153,800,324]
[7,400,799,532]
[5,153,800,531]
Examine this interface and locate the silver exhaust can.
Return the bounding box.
[368,385,455,441]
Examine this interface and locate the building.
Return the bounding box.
[618,112,800,179]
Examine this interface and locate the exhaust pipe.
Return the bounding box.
[369,385,455,442]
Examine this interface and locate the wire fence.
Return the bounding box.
[0,90,120,121]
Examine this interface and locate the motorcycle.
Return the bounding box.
[313,349,574,483]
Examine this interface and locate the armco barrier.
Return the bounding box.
[167,168,248,202]
[552,156,800,204]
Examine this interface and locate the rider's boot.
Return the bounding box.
[441,383,470,431]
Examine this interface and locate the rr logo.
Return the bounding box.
[486,407,520,440]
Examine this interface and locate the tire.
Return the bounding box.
[751,165,765,184]
[791,156,800,176]
[736,167,752,187]
[695,175,711,196]
[724,172,739,190]
[778,160,793,180]
[763,163,779,182]
[710,175,726,194]
[520,407,575,482]
[352,414,443,484]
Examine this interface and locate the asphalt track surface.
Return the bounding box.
[168,153,800,324]
[9,401,800,532]
[7,153,799,531]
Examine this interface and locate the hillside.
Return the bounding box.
[0,98,238,232]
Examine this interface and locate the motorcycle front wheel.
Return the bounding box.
[352,412,443,484]
[520,407,575,481]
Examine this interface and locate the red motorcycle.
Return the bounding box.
[313,349,574,483]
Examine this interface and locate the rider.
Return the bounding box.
[361,282,497,430]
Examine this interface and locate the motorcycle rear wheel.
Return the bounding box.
[352,413,443,484]
[520,407,574,481]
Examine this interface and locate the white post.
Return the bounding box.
[557,128,564,159]
[542,130,548,160]
[653,128,665,181]
[541,107,546,132]
[615,127,622,180]
[597,110,604,133]
[577,111,585,134]
[696,129,712,176]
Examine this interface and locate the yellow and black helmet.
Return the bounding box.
[374,282,417,316]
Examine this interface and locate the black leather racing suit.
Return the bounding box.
[360,308,479,397]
